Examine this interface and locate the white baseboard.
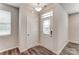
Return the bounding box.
[0,46,17,53]
[19,48,28,53]
[0,41,70,54]
[69,40,79,44]
[19,42,39,53]
[57,41,69,55]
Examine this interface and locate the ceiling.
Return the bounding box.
[6,3,25,8]
[6,3,48,8]
[61,3,79,14]
[6,3,79,14]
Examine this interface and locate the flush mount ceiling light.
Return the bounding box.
[35,6,42,12]
[31,3,47,12]
[34,3,42,12]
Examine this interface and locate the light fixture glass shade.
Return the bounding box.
[35,7,42,12]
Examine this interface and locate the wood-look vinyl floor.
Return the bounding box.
[21,46,55,55]
[60,42,79,55]
[0,46,55,55]
[1,42,79,55]
[0,48,20,55]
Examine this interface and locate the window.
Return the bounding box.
[41,11,53,18]
[41,11,53,34]
[0,10,11,36]
[43,20,50,34]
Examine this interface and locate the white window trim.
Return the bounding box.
[0,10,11,36]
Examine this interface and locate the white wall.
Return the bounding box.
[19,6,39,52]
[69,13,79,44]
[56,4,69,54]
[0,4,19,52]
[40,3,68,54]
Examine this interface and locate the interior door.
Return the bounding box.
[40,10,54,50]
[26,15,32,49]
[26,14,38,49]
[19,7,39,52]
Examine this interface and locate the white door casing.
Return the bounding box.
[40,9,54,51]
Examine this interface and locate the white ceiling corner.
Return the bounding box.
[61,3,79,14]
